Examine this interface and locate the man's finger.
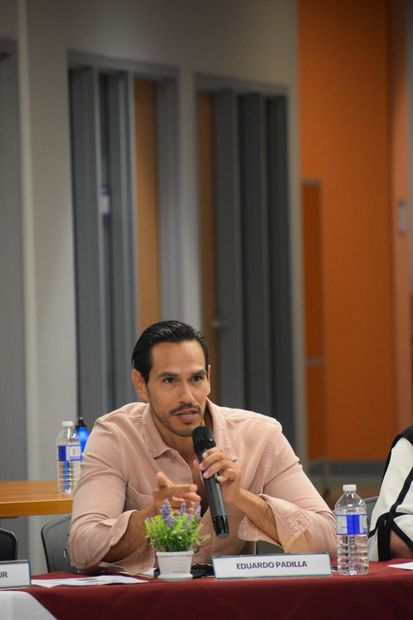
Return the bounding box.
[171,490,201,503]
[155,471,174,488]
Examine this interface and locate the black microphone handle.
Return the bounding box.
[192,426,229,538]
[203,474,229,538]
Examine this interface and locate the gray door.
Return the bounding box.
[212,89,295,445]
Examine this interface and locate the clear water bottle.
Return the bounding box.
[335,484,369,575]
[57,421,82,493]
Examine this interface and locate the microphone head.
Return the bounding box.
[192,425,216,459]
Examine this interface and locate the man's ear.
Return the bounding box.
[131,369,149,402]
[207,364,212,396]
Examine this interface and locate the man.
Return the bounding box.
[68,320,336,572]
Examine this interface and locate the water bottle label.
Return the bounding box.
[57,445,82,462]
[336,513,367,535]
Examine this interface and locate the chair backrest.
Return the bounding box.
[0,528,18,561]
[364,495,379,528]
[256,540,283,555]
[41,514,77,573]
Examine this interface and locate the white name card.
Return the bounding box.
[212,553,332,579]
[0,560,31,588]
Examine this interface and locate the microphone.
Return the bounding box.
[192,426,229,538]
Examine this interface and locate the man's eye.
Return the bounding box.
[163,377,175,384]
[192,375,203,382]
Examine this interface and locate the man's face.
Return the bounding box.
[132,340,211,441]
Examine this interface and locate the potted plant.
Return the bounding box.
[145,499,209,580]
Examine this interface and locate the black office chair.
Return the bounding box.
[256,540,283,555]
[0,527,18,561]
[41,514,77,573]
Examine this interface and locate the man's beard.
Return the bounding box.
[151,402,204,437]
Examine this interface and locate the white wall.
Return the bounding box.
[17,0,78,570]
[1,0,303,572]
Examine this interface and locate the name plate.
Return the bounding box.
[0,560,31,588]
[212,553,332,579]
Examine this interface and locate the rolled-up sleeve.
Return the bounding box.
[68,419,153,571]
[236,425,336,557]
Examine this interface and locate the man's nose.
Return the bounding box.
[179,381,195,402]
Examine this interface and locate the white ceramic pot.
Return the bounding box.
[156,550,194,580]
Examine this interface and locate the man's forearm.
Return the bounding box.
[231,487,337,554]
[102,504,155,563]
[232,488,280,544]
[103,473,201,564]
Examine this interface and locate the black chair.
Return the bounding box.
[0,527,18,561]
[256,540,283,555]
[41,514,77,573]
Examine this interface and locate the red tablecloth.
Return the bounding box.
[20,561,413,620]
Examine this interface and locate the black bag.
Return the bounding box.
[369,425,413,560]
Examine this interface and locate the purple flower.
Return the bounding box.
[160,500,172,523]
[179,502,187,515]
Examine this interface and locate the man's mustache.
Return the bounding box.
[169,403,201,415]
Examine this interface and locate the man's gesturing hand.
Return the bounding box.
[152,471,201,513]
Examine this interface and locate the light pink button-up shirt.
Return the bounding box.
[68,401,336,572]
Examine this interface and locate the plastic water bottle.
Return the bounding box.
[75,416,89,454]
[335,484,369,575]
[57,421,82,493]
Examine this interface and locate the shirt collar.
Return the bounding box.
[207,399,238,461]
[141,403,170,458]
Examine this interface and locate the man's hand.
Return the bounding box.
[103,471,201,563]
[152,471,201,513]
[195,448,280,545]
[195,447,242,504]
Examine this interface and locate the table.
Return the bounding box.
[0,590,55,620]
[4,561,413,620]
[0,481,73,517]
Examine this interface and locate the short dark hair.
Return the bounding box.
[131,320,209,383]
